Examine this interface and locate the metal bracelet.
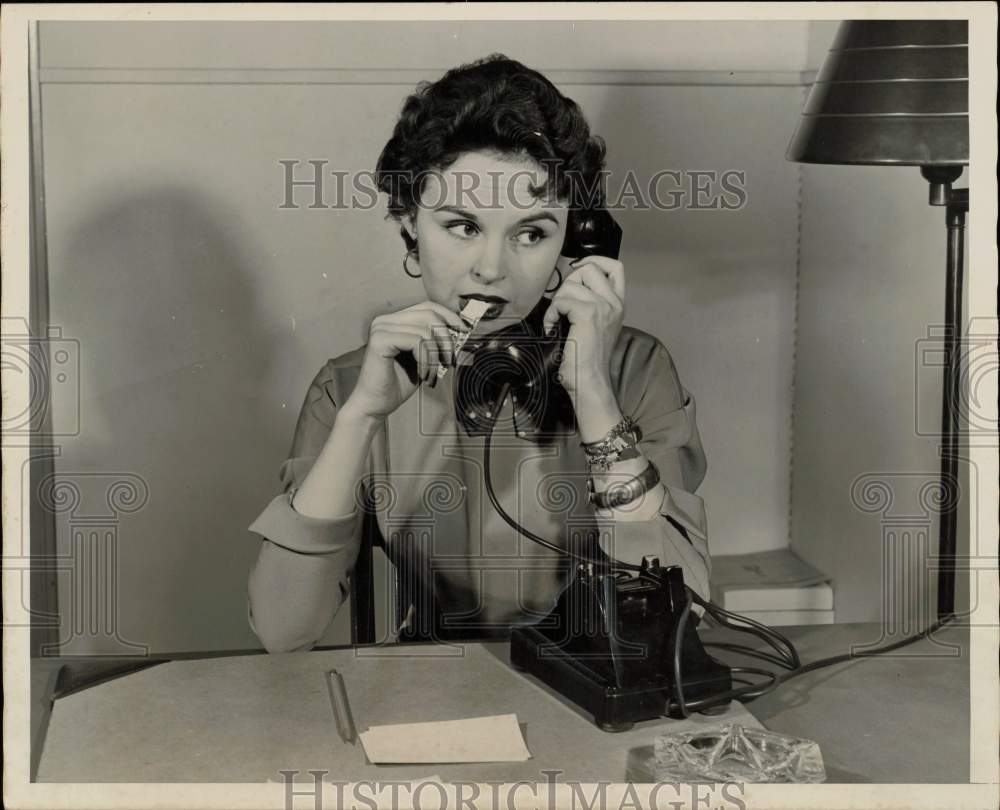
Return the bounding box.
[582,416,642,470]
[586,445,642,472]
[582,415,640,453]
[587,461,661,510]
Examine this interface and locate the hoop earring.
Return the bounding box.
[403,248,421,278]
[544,267,562,294]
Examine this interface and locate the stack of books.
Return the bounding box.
[709,548,834,626]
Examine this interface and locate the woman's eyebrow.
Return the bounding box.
[433,205,558,226]
[434,205,559,225]
[433,205,480,220]
[517,212,559,226]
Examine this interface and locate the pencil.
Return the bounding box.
[325,669,357,745]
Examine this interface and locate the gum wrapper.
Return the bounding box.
[650,723,826,783]
[438,298,490,379]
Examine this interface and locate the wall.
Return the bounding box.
[38,20,810,653]
[789,21,974,623]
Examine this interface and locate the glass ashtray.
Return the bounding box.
[647,723,826,783]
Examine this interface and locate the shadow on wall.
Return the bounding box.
[50,186,279,654]
[58,186,271,397]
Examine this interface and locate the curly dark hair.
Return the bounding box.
[375,54,607,252]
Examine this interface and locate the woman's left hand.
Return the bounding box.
[541,255,625,400]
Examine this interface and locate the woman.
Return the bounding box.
[247,54,711,653]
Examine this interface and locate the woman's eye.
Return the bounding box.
[515,229,546,246]
[446,221,479,238]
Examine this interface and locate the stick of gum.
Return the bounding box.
[438,298,490,378]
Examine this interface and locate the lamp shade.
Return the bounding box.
[787,20,968,165]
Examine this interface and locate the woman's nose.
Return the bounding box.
[470,240,507,283]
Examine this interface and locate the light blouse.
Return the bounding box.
[247,325,711,652]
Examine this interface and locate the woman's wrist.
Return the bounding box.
[293,400,381,520]
[580,401,662,520]
[570,376,622,443]
[338,397,386,431]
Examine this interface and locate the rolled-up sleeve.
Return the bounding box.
[597,338,712,600]
[246,361,364,653]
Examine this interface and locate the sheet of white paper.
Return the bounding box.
[359,713,531,764]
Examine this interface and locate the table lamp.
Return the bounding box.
[786,20,969,621]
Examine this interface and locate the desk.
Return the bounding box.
[32,623,968,784]
[714,622,969,783]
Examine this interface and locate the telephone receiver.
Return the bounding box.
[454,208,623,438]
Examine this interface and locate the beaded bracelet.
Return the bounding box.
[582,415,643,471]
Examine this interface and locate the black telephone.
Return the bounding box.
[454,208,623,438]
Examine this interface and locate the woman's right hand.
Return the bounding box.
[344,301,469,419]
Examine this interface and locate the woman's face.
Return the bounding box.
[402,151,569,335]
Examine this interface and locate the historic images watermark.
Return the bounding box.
[914,316,998,441]
[850,470,964,656]
[842,317,999,654]
[6,461,154,657]
[34,470,152,656]
[1,316,80,441]
[278,770,747,810]
[277,161,748,213]
[2,317,152,655]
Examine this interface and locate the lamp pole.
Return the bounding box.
[921,165,968,620]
